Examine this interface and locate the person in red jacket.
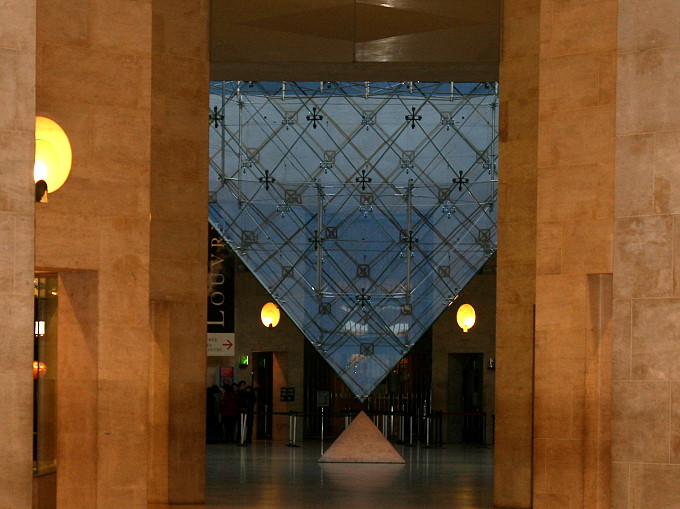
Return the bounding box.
[220,384,238,444]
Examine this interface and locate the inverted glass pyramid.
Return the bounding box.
[209,82,498,399]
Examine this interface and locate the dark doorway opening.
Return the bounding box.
[252,351,273,439]
[448,353,484,444]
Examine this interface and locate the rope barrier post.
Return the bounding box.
[425,414,430,448]
[286,411,300,448]
[409,415,413,446]
[399,412,404,443]
[390,404,394,438]
[293,411,297,445]
[264,404,268,438]
[238,412,247,446]
[320,406,324,443]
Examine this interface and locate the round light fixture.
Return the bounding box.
[261,301,280,328]
[35,116,72,193]
[456,303,476,333]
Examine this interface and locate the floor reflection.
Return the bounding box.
[149,440,494,508]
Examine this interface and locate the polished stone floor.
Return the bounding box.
[151,439,494,508]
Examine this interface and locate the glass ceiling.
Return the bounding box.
[209,81,498,399]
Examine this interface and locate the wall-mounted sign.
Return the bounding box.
[219,366,234,386]
[208,224,234,334]
[207,332,235,356]
[280,387,295,402]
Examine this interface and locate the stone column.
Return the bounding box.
[56,271,98,509]
[498,0,617,506]
[612,0,680,506]
[532,0,616,506]
[0,1,36,507]
[494,0,540,504]
[35,0,154,507]
[148,0,209,503]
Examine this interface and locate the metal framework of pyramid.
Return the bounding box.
[208,81,498,399]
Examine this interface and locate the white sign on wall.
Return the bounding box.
[207,332,235,356]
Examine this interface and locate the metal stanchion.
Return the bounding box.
[238,412,247,446]
[320,407,324,443]
[344,410,350,430]
[390,404,394,438]
[409,415,414,446]
[382,414,388,437]
[264,404,268,438]
[399,412,405,443]
[425,414,431,448]
[286,411,300,448]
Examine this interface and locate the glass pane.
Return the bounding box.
[209,82,498,399]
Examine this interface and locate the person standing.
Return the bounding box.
[220,384,238,444]
[235,381,247,444]
[206,385,222,444]
[244,385,257,443]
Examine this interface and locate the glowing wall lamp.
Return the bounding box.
[33,361,47,379]
[456,303,476,333]
[261,301,280,328]
[34,116,72,201]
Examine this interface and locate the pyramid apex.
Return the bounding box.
[319,411,405,463]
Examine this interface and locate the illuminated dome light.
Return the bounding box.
[456,303,476,333]
[35,116,72,193]
[261,302,280,328]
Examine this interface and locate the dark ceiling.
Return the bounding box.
[210,0,500,82]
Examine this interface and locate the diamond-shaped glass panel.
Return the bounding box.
[209,82,498,399]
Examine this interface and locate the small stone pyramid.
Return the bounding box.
[318,411,405,463]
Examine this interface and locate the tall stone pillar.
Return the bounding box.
[612,1,680,506]
[532,0,616,506]
[498,0,617,506]
[148,0,209,503]
[533,0,616,509]
[494,0,540,504]
[35,0,154,506]
[0,1,36,507]
[35,0,209,506]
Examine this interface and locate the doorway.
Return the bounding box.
[448,353,484,444]
[252,351,273,439]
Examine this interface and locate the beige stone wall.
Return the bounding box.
[612,0,680,506]
[0,1,36,507]
[231,271,305,441]
[432,269,496,444]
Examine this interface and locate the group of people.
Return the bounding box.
[206,381,257,444]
